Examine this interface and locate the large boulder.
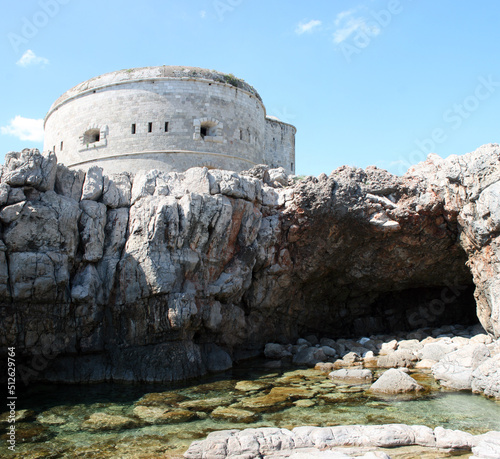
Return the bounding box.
[293,347,328,367]
[432,344,491,390]
[471,353,500,398]
[1,149,56,191]
[377,349,418,368]
[264,343,292,359]
[471,431,500,459]
[369,369,424,394]
[418,341,458,361]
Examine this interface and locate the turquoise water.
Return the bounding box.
[1,362,500,458]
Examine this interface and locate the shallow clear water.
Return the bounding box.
[2,361,500,458]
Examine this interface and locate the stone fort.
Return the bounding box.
[43,66,296,175]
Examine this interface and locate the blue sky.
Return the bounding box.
[1,0,500,176]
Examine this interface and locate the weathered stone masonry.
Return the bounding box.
[43,66,296,175]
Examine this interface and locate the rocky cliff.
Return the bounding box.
[1,145,499,383]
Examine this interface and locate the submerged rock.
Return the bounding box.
[5,423,52,443]
[0,409,35,424]
[36,413,66,426]
[210,406,259,423]
[81,412,140,431]
[329,369,373,383]
[133,406,196,425]
[235,380,271,392]
[178,397,235,412]
[135,391,187,407]
[239,393,293,413]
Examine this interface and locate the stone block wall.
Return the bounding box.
[43,68,296,175]
[264,117,296,174]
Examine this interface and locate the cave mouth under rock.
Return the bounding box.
[350,284,479,337]
[295,283,480,341]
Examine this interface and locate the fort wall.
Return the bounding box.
[43,66,296,175]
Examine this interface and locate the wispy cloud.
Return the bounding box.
[200,10,206,19]
[295,19,322,35]
[1,116,44,142]
[335,9,357,26]
[16,49,49,68]
[333,9,380,44]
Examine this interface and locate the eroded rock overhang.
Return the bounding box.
[0,144,499,383]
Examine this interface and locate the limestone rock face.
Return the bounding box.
[1,149,56,191]
[1,145,500,383]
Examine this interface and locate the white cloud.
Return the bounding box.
[333,9,380,44]
[334,9,357,26]
[16,50,49,68]
[200,10,206,18]
[1,116,44,142]
[295,19,322,35]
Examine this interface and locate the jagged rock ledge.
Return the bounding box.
[183,424,500,458]
[1,145,500,383]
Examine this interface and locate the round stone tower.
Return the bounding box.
[43,66,296,175]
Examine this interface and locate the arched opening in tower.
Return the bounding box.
[83,128,100,144]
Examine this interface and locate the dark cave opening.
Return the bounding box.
[349,284,479,338]
[292,275,480,342]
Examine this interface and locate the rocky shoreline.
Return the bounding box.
[2,145,500,384]
[1,145,500,457]
[2,323,499,457]
[263,323,500,399]
[182,324,500,458]
[184,424,500,458]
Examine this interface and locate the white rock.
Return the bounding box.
[1,149,56,191]
[419,341,458,361]
[79,200,107,262]
[81,165,103,201]
[434,426,475,450]
[102,173,132,208]
[369,368,424,394]
[471,353,500,398]
[432,343,491,390]
[55,165,85,201]
[471,431,500,459]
